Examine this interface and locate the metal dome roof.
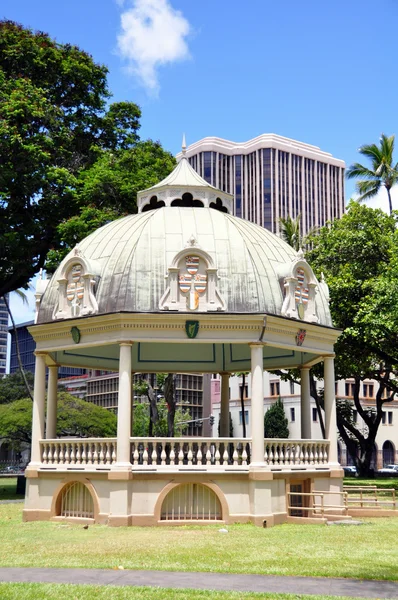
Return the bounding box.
[38,207,332,326]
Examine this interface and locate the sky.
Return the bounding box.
[3,0,398,323]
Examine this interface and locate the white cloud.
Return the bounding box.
[116,0,191,94]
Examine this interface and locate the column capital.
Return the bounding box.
[33,351,47,357]
[300,365,311,371]
[323,354,336,360]
[118,341,134,347]
[249,342,265,348]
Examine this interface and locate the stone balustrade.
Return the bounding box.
[40,439,117,468]
[129,437,251,468]
[39,438,330,470]
[264,439,329,467]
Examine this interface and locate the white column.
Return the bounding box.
[116,342,133,467]
[250,343,265,466]
[324,356,339,465]
[300,367,311,439]
[30,352,47,465]
[219,373,230,437]
[46,365,58,439]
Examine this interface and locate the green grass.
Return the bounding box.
[0,583,371,600]
[344,477,398,490]
[0,477,24,501]
[0,504,398,581]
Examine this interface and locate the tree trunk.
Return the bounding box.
[146,374,158,437]
[386,185,393,215]
[164,373,176,437]
[2,295,33,400]
[240,373,247,438]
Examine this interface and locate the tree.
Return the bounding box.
[264,398,289,438]
[132,401,189,437]
[307,201,398,475]
[0,21,175,294]
[236,371,248,438]
[279,214,318,251]
[346,134,398,215]
[0,371,34,404]
[0,392,116,448]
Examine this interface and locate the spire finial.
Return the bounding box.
[182,133,186,155]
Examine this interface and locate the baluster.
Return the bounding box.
[197,446,203,466]
[223,448,229,466]
[99,443,105,465]
[87,443,93,465]
[143,447,148,466]
[169,446,175,466]
[215,443,221,466]
[242,447,248,466]
[42,443,47,465]
[76,444,82,465]
[161,442,167,466]
[70,443,76,464]
[187,442,193,466]
[269,445,274,464]
[304,444,309,464]
[299,444,305,464]
[178,446,184,466]
[105,443,111,464]
[206,447,212,466]
[150,445,157,466]
[233,448,238,466]
[133,445,139,466]
[81,443,87,465]
[309,444,314,464]
[285,445,291,465]
[64,443,70,465]
[93,443,99,465]
[112,444,117,464]
[53,444,59,465]
[264,443,269,463]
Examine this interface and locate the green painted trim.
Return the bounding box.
[137,343,217,364]
[228,345,295,363]
[62,350,119,362]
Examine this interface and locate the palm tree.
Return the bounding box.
[346,134,398,215]
[279,214,318,251]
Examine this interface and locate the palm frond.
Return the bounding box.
[346,163,377,180]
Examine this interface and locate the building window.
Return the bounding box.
[363,383,374,398]
[290,381,295,394]
[382,412,386,425]
[270,381,280,397]
[388,411,393,425]
[345,381,355,397]
[239,384,248,398]
[290,407,295,422]
[239,410,249,425]
[312,407,318,422]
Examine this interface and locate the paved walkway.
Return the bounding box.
[0,568,397,598]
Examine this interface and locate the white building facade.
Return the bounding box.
[180,134,345,235]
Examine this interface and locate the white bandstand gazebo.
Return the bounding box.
[24,145,343,527]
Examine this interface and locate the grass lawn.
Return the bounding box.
[0,583,372,600]
[344,477,398,490]
[0,503,397,581]
[0,477,24,501]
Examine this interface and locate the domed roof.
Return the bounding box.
[38,207,332,326]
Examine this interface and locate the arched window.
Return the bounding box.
[383,440,395,466]
[171,193,204,208]
[142,196,165,212]
[160,483,222,521]
[56,481,94,519]
[209,198,228,213]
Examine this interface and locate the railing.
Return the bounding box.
[287,491,348,518]
[40,439,117,468]
[129,438,251,468]
[39,437,331,470]
[265,440,329,467]
[343,486,397,510]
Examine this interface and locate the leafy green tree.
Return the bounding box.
[264,398,289,438]
[279,214,318,251]
[307,201,398,475]
[0,371,34,405]
[346,134,398,214]
[132,401,190,437]
[0,392,116,448]
[0,20,175,294]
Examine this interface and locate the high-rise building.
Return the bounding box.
[180,134,345,234]
[0,296,8,376]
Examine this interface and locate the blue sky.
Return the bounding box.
[3,0,398,322]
